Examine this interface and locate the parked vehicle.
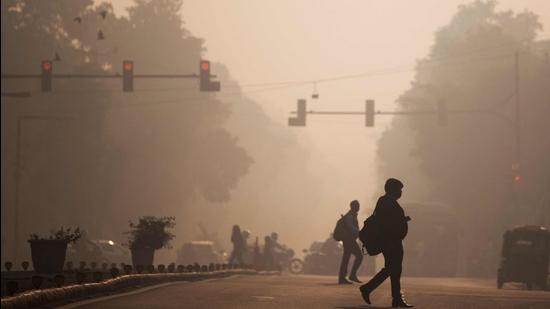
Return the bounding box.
[176,241,226,265]
[290,237,374,276]
[497,225,550,290]
[66,238,130,265]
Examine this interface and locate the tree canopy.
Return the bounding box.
[1,0,252,259]
[377,0,550,277]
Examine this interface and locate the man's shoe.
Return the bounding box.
[338,278,353,285]
[359,285,371,305]
[392,297,413,308]
[349,275,362,283]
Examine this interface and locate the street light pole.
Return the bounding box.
[514,51,521,170]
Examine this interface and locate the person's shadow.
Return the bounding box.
[335,305,391,309]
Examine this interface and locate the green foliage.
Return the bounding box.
[127,216,176,250]
[29,227,82,243]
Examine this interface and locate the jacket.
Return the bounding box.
[374,195,408,243]
[343,210,360,240]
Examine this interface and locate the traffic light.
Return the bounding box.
[437,99,447,126]
[122,60,134,92]
[41,61,52,92]
[512,163,521,184]
[365,100,375,127]
[199,60,220,92]
[288,99,306,126]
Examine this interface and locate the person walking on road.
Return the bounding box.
[263,235,275,270]
[228,225,245,265]
[338,200,363,284]
[360,178,413,308]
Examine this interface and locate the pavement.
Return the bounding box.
[61,274,550,309]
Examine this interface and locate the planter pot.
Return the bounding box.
[28,240,68,274]
[131,247,155,267]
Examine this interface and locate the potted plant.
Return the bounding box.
[28,227,81,274]
[127,216,175,267]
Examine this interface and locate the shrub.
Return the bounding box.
[29,227,82,243]
[126,216,175,250]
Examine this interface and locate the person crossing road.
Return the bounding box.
[338,200,363,284]
[360,178,413,308]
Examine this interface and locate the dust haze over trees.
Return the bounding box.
[1,0,321,262]
[377,1,550,277]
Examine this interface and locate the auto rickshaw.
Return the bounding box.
[497,225,550,290]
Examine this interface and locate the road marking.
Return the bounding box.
[251,296,275,301]
[57,275,242,308]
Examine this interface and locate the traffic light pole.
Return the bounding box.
[1,73,201,78]
[514,51,521,173]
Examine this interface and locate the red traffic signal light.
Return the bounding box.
[41,61,52,71]
[199,60,220,92]
[41,60,52,92]
[122,60,134,92]
[123,61,134,71]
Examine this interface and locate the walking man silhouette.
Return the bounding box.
[229,225,245,265]
[360,178,413,307]
[338,200,363,284]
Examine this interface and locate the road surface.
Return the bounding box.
[62,274,550,309]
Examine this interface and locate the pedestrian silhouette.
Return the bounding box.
[360,178,413,307]
[338,200,363,284]
[263,235,276,270]
[228,225,245,265]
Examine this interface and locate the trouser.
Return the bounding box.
[339,239,363,279]
[261,249,274,270]
[361,241,403,298]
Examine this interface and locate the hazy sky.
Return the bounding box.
[109,0,549,208]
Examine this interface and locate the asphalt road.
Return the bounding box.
[62,274,550,309]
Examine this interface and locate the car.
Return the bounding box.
[176,241,225,266]
[66,238,131,265]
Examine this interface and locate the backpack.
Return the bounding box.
[333,215,346,241]
[359,211,382,256]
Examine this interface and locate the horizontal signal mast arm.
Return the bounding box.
[1,73,212,79]
[292,109,498,115]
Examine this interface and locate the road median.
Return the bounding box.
[1,269,279,309]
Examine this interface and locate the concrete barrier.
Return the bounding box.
[1,269,278,309]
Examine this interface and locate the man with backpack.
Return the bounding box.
[359,178,413,308]
[337,200,363,284]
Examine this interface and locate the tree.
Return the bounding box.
[1,0,252,261]
[377,0,550,277]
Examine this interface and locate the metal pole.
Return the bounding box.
[515,51,521,167]
[513,51,522,224]
[13,118,22,260]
